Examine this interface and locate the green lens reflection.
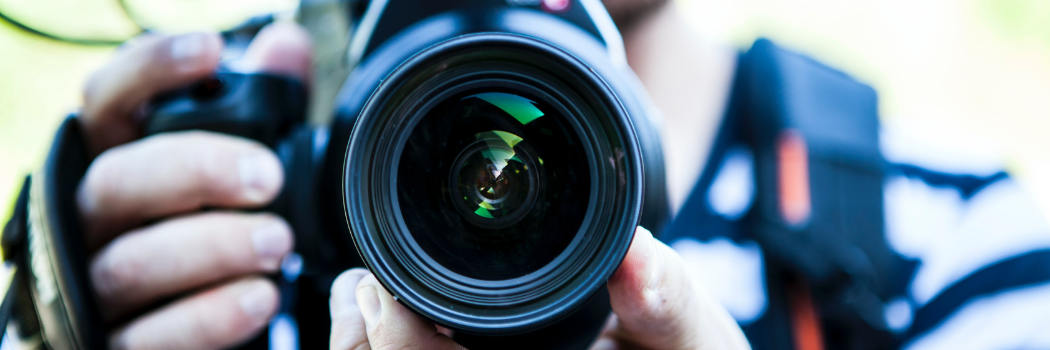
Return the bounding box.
[454,130,537,219]
[466,93,545,125]
[397,85,589,279]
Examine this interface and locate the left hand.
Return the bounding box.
[74,23,312,349]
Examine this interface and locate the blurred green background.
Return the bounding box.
[3,0,1050,220]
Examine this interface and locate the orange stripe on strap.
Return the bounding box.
[788,281,824,350]
[777,130,811,226]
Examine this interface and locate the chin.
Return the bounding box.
[602,0,668,26]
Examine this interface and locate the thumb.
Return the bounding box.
[329,268,370,350]
[604,227,751,350]
[329,269,466,350]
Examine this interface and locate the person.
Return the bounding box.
[69,0,750,349]
[50,0,1050,349]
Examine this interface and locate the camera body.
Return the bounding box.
[5,1,670,349]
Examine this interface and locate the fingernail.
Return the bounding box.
[251,221,293,270]
[239,282,276,322]
[170,32,217,71]
[330,270,368,317]
[238,152,283,203]
[356,285,381,326]
[591,338,618,350]
[638,227,662,291]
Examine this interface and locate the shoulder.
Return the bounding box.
[882,122,1050,348]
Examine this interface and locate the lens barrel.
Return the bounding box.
[344,33,643,335]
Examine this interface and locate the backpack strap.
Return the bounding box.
[736,39,914,349]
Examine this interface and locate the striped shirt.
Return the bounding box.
[666,64,1050,348]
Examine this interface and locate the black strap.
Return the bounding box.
[0,176,31,345]
[906,248,1050,340]
[0,267,22,337]
[2,176,30,262]
[893,164,1008,199]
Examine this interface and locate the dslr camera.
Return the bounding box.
[2,0,669,348]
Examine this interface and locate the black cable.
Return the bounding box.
[0,0,143,45]
[117,0,150,34]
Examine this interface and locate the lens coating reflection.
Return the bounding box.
[397,88,590,280]
[453,130,537,224]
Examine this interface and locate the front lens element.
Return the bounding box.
[451,129,538,227]
[397,88,590,280]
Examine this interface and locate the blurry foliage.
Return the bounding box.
[981,0,1050,47]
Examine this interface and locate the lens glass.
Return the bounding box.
[397,87,590,280]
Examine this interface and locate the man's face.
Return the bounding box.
[602,0,667,25]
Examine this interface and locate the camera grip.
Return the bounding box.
[144,72,307,145]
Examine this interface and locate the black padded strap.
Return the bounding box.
[0,267,22,339]
[0,176,32,344]
[2,176,30,262]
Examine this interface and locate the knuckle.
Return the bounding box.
[80,44,142,112]
[189,312,233,350]
[197,283,274,349]
[186,212,264,270]
[372,343,406,350]
[82,71,104,108]
[79,149,126,214]
[191,151,228,190]
[152,132,240,198]
[162,132,253,192]
[91,237,147,298]
[369,326,427,350]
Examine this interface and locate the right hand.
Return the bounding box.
[75,23,313,349]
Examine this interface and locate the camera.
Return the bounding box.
[3,0,669,348]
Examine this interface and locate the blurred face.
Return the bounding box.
[602,0,668,25]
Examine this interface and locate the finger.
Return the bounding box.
[606,227,751,350]
[109,277,279,350]
[329,268,372,350]
[80,22,313,156]
[77,131,283,249]
[82,32,223,155]
[235,21,313,81]
[329,272,466,350]
[588,314,622,350]
[91,212,293,321]
[356,275,465,350]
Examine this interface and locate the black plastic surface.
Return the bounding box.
[145,73,307,146]
[30,117,106,349]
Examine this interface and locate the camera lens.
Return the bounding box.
[344,34,644,335]
[449,129,538,227]
[397,89,589,280]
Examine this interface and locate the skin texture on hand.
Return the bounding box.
[594,228,751,350]
[329,227,752,350]
[75,23,312,350]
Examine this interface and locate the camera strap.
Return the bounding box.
[0,117,107,350]
[0,176,32,341]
